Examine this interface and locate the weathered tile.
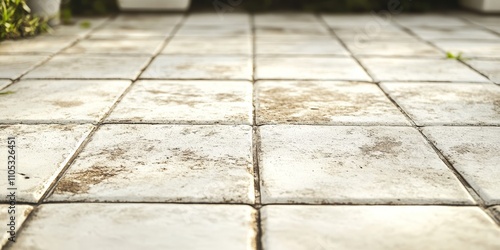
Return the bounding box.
[0,55,48,79]
[48,124,254,203]
[258,125,473,204]
[394,15,470,28]
[0,124,93,202]
[255,24,330,37]
[261,206,500,250]
[256,57,371,81]
[176,25,250,37]
[23,55,150,79]
[344,41,443,57]
[11,204,256,250]
[184,13,250,26]
[359,58,489,82]
[322,14,399,29]
[462,15,500,27]
[335,29,419,42]
[381,82,500,125]
[423,127,500,205]
[256,81,409,125]
[433,41,500,59]
[163,36,251,55]
[0,37,76,54]
[0,80,10,89]
[410,27,500,41]
[107,80,252,124]
[492,206,500,222]
[465,60,500,84]
[142,55,252,80]
[47,18,110,38]
[0,205,33,248]
[256,37,349,56]
[90,14,180,38]
[63,38,164,55]
[0,80,130,123]
[255,13,318,25]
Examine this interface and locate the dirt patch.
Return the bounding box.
[359,136,403,159]
[215,93,244,102]
[55,165,128,194]
[51,100,84,108]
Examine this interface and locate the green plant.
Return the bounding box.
[0,91,15,95]
[446,51,464,60]
[0,0,49,40]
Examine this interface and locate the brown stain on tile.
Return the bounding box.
[55,165,128,194]
[215,93,244,102]
[359,136,403,159]
[51,100,84,108]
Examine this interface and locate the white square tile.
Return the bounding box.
[0,37,76,54]
[184,13,250,26]
[255,24,330,37]
[0,80,10,90]
[381,82,500,125]
[0,205,33,248]
[335,29,419,42]
[256,81,409,125]
[142,55,252,80]
[0,124,93,202]
[0,80,130,123]
[261,206,500,250]
[322,14,398,29]
[90,15,179,38]
[465,60,500,84]
[345,41,443,57]
[410,27,500,41]
[256,57,371,81]
[258,125,473,204]
[176,25,250,37]
[23,55,150,80]
[433,41,500,59]
[256,37,349,56]
[394,15,470,28]
[359,58,489,82]
[162,36,251,55]
[48,125,254,203]
[47,18,110,38]
[11,204,256,250]
[255,13,318,25]
[107,80,253,124]
[0,55,48,79]
[63,39,165,55]
[423,127,500,205]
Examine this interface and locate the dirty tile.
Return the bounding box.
[465,60,500,84]
[142,55,252,80]
[184,13,250,26]
[0,80,130,123]
[107,80,252,124]
[261,206,500,250]
[258,125,473,204]
[176,25,250,37]
[394,15,470,28]
[409,27,500,41]
[255,13,318,25]
[433,41,500,59]
[344,41,443,57]
[321,14,399,29]
[359,58,489,82]
[381,82,500,126]
[335,29,419,43]
[48,124,254,203]
[0,205,33,248]
[90,15,180,38]
[492,206,500,222]
[0,37,76,54]
[63,38,164,55]
[47,18,110,38]
[256,57,371,81]
[11,204,256,250]
[0,124,93,202]
[256,37,349,56]
[0,80,10,90]
[256,81,409,125]
[0,55,48,79]
[163,36,251,55]
[255,24,330,37]
[23,55,150,79]
[423,127,500,205]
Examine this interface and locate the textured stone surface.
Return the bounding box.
[255,13,318,25]
[90,14,180,38]
[177,25,250,37]
[256,81,409,125]
[107,80,253,124]
[381,82,500,125]
[142,55,252,80]
[261,206,500,250]
[23,55,150,80]
[47,18,109,38]
[423,127,500,205]
[184,13,250,26]
[0,80,10,90]
[163,36,251,55]
[11,204,257,250]
[359,58,489,82]
[64,39,165,55]
[410,27,500,41]
[433,41,500,59]
[0,205,33,248]
[0,36,76,54]
[491,206,500,222]
[255,24,330,37]
[48,125,254,203]
[258,125,473,204]
[0,55,48,79]
[465,60,500,84]
[256,37,349,56]
[335,29,419,42]
[394,15,470,28]
[344,41,443,57]
[0,80,130,123]
[0,124,93,202]
[256,57,371,81]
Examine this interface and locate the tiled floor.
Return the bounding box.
[1,12,499,250]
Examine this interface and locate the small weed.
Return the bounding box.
[446,51,464,60]
[0,91,15,95]
[79,20,91,29]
